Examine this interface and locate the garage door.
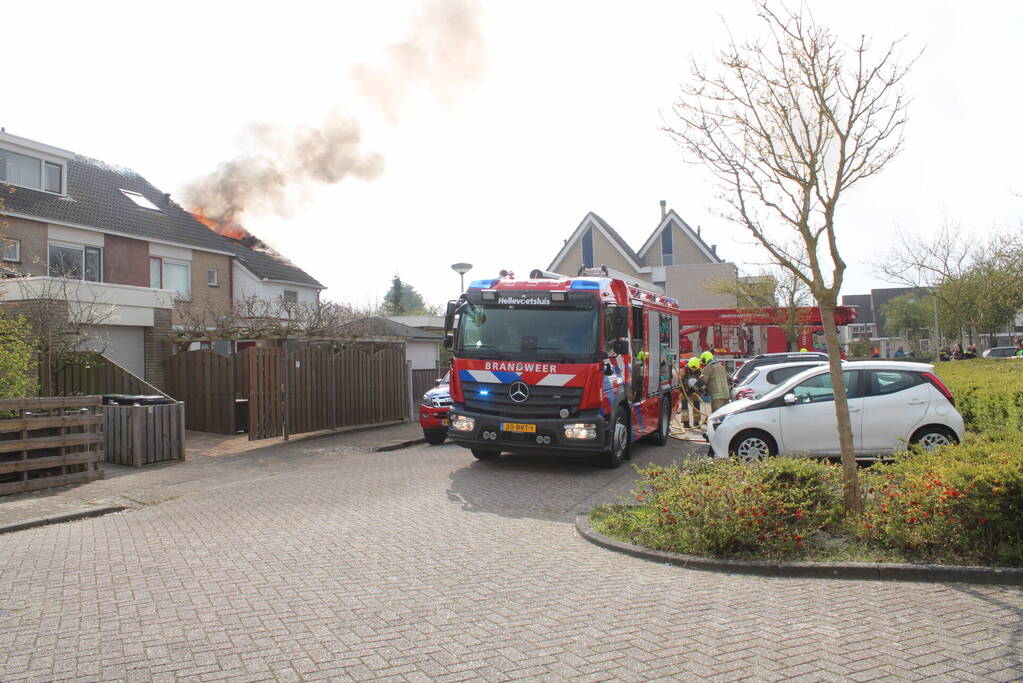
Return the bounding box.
[84,326,146,378]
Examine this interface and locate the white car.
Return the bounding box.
[730,360,829,401]
[707,361,964,460]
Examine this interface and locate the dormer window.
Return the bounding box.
[0,149,65,194]
[119,189,161,211]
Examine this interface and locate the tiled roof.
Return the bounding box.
[1,142,324,290]
[2,155,234,254]
[340,316,442,342]
[229,242,325,288]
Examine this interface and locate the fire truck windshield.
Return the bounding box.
[456,303,598,361]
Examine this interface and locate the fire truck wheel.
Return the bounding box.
[423,429,447,445]
[602,408,630,468]
[644,396,670,446]
[470,448,500,460]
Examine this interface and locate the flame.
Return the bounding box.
[192,207,251,241]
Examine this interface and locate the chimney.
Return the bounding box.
[163,192,171,204]
[711,244,717,255]
[697,225,702,236]
[659,200,667,220]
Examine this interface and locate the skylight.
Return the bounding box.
[119,189,161,211]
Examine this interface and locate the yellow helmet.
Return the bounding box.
[687,357,701,369]
[799,347,808,352]
[700,351,714,364]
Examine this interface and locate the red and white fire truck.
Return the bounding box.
[442,268,683,467]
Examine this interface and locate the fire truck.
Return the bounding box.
[442,267,683,467]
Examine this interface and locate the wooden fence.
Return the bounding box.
[103,403,186,467]
[412,368,444,403]
[166,350,236,434]
[0,396,104,497]
[39,352,170,399]
[164,343,409,441]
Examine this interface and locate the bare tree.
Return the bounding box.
[665,2,916,512]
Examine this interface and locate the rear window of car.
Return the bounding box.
[766,365,816,384]
[868,370,923,395]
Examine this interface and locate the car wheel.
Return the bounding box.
[470,448,500,460]
[645,397,670,446]
[728,430,777,461]
[910,426,958,451]
[423,429,447,445]
[602,408,630,468]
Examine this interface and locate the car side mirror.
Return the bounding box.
[783,393,798,405]
[613,339,629,356]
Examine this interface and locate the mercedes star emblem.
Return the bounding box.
[509,381,529,403]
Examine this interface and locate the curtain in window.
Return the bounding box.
[2,150,41,189]
[163,261,190,299]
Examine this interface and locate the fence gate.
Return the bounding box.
[246,347,283,440]
[166,350,236,434]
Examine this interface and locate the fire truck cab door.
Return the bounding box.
[646,310,660,397]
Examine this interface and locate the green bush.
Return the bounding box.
[593,458,844,560]
[858,430,1023,566]
[0,314,37,399]
[935,359,1023,434]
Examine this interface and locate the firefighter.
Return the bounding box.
[680,357,706,428]
[699,351,730,414]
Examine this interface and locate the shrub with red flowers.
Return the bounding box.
[858,429,1023,566]
[594,458,843,560]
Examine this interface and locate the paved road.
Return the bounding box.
[1,436,1021,681]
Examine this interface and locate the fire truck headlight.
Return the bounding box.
[451,415,475,432]
[564,423,596,440]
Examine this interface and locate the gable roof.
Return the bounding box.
[1,153,234,255]
[548,212,648,273]
[229,241,325,289]
[636,209,723,264]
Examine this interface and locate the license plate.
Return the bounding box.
[502,422,536,433]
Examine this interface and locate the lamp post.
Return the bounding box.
[451,262,472,292]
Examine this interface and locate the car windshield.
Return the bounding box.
[455,302,598,360]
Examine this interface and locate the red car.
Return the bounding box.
[418,373,451,445]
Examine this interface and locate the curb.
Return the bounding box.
[373,438,427,452]
[0,505,128,536]
[575,513,1023,586]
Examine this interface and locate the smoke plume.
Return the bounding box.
[185,0,485,228]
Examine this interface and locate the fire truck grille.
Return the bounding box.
[461,382,584,419]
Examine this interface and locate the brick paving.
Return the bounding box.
[1,435,1021,681]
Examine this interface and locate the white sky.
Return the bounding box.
[5,1,1021,309]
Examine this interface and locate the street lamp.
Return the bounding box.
[451,262,472,292]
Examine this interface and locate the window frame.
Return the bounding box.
[207,267,219,287]
[119,188,162,211]
[161,258,191,300]
[282,289,298,303]
[44,161,62,193]
[1,238,21,263]
[0,148,65,195]
[149,257,163,288]
[47,242,102,282]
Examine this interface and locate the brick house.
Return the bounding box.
[0,130,322,388]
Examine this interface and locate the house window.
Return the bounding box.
[44,162,62,193]
[162,260,190,299]
[282,290,298,303]
[119,189,161,211]
[48,244,102,282]
[1,238,20,262]
[207,268,219,287]
[581,228,594,268]
[0,149,64,194]
[661,226,673,267]
[149,257,162,288]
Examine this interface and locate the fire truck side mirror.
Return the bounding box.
[443,334,453,351]
[613,339,629,356]
[444,300,458,334]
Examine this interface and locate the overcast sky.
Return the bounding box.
[5,0,1021,309]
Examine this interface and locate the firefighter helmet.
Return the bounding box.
[687,357,701,369]
[700,351,714,364]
